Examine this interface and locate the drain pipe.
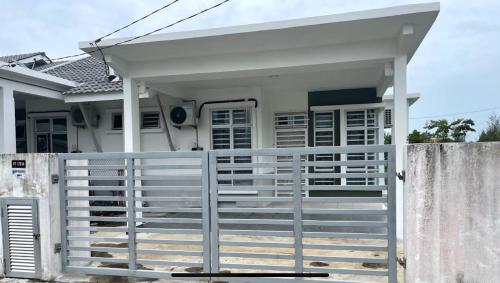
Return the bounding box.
[78,103,102,152]
[156,95,175,151]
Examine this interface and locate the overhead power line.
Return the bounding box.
[50,0,230,61]
[0,0,229,70]
[410,106,500,120]
[95,0,181,42]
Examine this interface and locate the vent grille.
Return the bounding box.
[141,112,160,129]
[384,108,392,128]
[5,203,37,275]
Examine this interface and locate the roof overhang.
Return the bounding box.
[63,91,151,103]
[0,61,78,92]
[80,3,439,96]
[383,92,420,106]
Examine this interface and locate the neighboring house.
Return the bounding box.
[0,3,439,237]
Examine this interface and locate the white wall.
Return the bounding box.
[405,142,500,283]
[23,87,309,154]
[0,154,61,280]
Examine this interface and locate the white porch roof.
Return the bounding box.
[80,3,439,96]
[0,61,77,100]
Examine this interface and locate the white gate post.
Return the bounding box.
[392,55,408,240]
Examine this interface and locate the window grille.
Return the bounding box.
[211,109,253,191]
[274,112,308,196]
[345,109,380,185]
[312,111,337,185]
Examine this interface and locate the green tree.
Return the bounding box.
[424,119,452,142]
[478,114,500,142]
[384,133,392,144]
[450,118,476,142]
[408,129,431,143]
[424,118,475,142]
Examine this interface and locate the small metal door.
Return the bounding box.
[1,198,41,279]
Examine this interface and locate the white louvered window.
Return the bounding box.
[211,109,253,190]
[2,200,40,277]
[345,109,379,185]
[274,112,308,196]
[313,111,337,185]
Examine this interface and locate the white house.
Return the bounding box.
[0,3,439,238]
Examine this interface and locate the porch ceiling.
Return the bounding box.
[149,60,385,93]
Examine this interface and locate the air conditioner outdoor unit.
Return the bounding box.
[71,105,99,128]
[170,102,196,127]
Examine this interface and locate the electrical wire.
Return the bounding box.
[410,106,500,120]
[92,41,110,76]
[95,0,181,43]
[0,0,228,69]
[50,0,230,61]
[96,0,230,50]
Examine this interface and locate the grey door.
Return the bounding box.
[1,198,41,279]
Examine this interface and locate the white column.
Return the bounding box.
[392,55,408,240]
[0,85,16,153]
[123,78,141,152]
[123,78,143,219]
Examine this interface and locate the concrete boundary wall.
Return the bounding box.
[405,142,500,283]
[0,153,61,280]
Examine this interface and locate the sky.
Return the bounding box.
[0,0,499,138]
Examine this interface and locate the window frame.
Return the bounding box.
[274,112,308,148]
[106,109,164,134]
[32,116,68,153]
[209,107,254,151]
[311,111,337,185]
[343,108,382,186]
[111,112,123,130]
[209,107,255,192]
[313,111,335,148]
[344,109,379,146]
[273,112,309,196]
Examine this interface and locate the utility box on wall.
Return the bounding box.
[0,154,61,281]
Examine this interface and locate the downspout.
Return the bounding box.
[156,95,175,151]
[78,103,102,152]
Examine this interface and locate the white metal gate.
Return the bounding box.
[1,198,41,279]
[59,145,396,282]
[59,151,210,279]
